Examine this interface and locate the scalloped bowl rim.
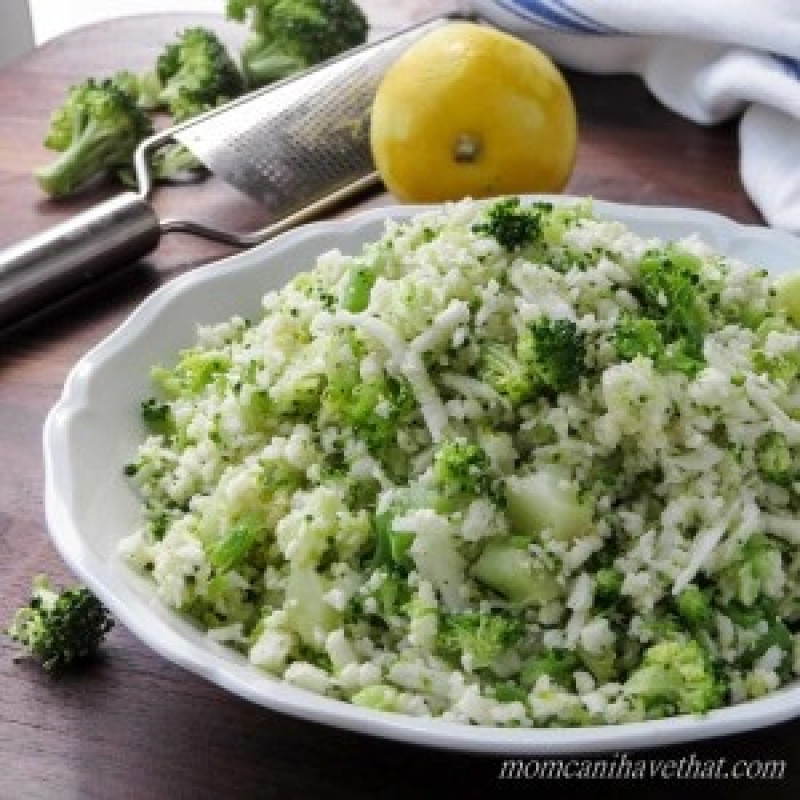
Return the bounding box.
[43,197,800,754]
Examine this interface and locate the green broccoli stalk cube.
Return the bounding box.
[505,469,593,540]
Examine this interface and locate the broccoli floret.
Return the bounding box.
[479,343,534,407]
[226,0,368,89]
[725,600,793,679]
[472,196,544,251]
[755,432,795,486]
[658,338,706,378]
[625,637,723,715]
[719,533,784,607]
[324,366,416,451]
[638,247,706,340]
[371,487,458,570]
[518,317,586,394]
[6,576,114,672]
[437,612,522,671]
[614,315,664,362]
[154,28,243,122]
[752,346,800,385]
[110,70,162,111]
[35,78,153,197]
[520,648,579,688]
[433,438,491,497]
[631,245,711,377]
[207,512,266,573]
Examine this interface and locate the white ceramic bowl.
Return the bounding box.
[44,198,800,753]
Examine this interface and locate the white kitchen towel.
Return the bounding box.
[470,0,800,233]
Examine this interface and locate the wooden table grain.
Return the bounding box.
[0,5,797,799]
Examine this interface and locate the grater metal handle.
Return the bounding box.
[0,193,160,329]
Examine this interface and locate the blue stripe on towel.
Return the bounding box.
[495,0,601,32]
[772,54,800,79]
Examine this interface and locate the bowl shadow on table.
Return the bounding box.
[39,627,798,800]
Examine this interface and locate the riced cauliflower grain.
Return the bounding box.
[124,197,800,727]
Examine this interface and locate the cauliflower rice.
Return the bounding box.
[122,197,800,727]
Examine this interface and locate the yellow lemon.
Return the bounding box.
[369,22,578,203]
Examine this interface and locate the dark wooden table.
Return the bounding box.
[0,5,797,799]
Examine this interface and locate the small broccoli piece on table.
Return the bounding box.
[433,438,491,498]
[110,70,162,111]
[6,576,114,673]
[625,637,723,715]
[437,611,522,671]
[35,78,153,197]
[153,28,244,122]
[472,196,544,251]
[518,317,586,395]
[631,246,711,377]
[226,0,369,89]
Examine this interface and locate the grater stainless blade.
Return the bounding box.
[0,14,462,328]
[173,16,454,220]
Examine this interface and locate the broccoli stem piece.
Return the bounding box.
[6,575,114,672]
[625,637,723,715]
